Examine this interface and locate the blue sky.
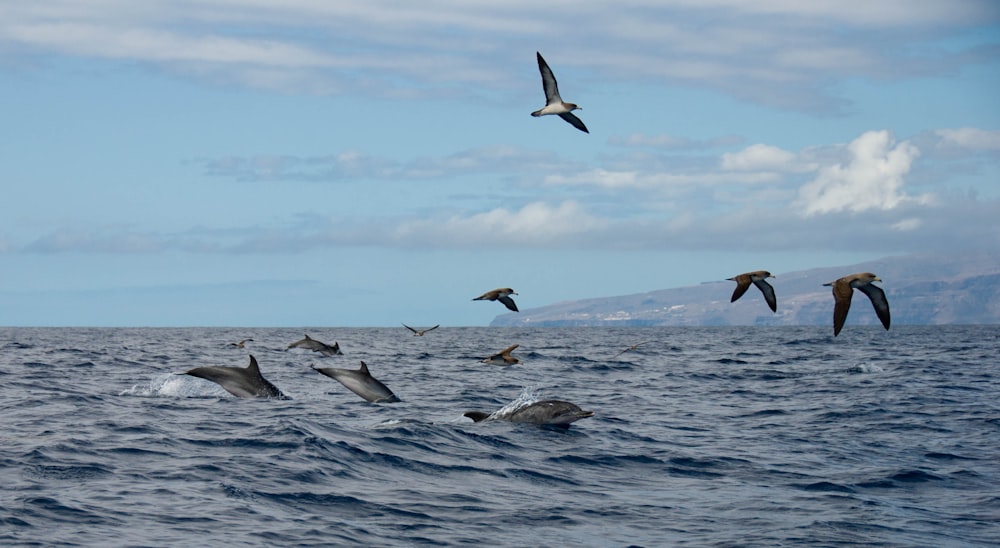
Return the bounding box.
[1,1,998,327]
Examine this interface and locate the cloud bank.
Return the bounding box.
[2,1,996,111]
[18,127,1000,256]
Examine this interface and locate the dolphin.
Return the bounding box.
[183,355,286,399]
[464,400,594,428]
[312,361,400,403]
[287,334,343,356]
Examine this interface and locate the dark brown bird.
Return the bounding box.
[402,323,439,336]
[228,338,254,348]
[473,288,518,312]
[727,271,777,313]
[612,341,652,358]
[482,344,521,366]
[823,272,891,336]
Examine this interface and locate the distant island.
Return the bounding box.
[490,253,1000,327]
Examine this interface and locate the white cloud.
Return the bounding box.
[202,146,573,182]
[14,126,998,256]
[393,201,608,246]
[1,1,994,110]
[544,168,780,190]
[891,218,922,231]
[796,130,928,215]
[609,133,745,149]
[934,128,1000,151]
[721,144,806,172]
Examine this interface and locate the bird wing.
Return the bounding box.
[498,295,519,312]
[402,323,418,334]
[558,112,589,133]
[830,281,855,336]
[499,344,519,356]
[729,274,752,302]
[858,283,891,331]
[537,52,561,105]
[753,279,778,313]
[473,290,498,301]
[425,325,440,333]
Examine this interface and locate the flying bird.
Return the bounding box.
[482,344,521,366]
[473,288,519,312]
[823,272,891,336]
[228,338,254,348]
[402,323,440,336]
[531,52,589,133]
[286,334,343,356]
[612,340,652,359]
[727,271,777,313]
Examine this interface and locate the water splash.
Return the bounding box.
[120,373,230,398]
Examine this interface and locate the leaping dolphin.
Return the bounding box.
[287,334,343,356]
[183,355,286,399]
[464,400,594,428]
[312,361,400,403]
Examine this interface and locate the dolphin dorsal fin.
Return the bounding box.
[247,355,261,374]
[304,334,313,340]
[358,361,370,375]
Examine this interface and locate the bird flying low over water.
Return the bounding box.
[464,400,594,428]
[402,323,440,336]
[312,361,400,403]
[473,288,519,312]
[183,355,286,399]
[823,272,891,336]
[531,52,589,133]
[228,338,253,348]
[728,271,777,313]
[482,344,521,366]
[612,341,652,359]
[286,334,343,356]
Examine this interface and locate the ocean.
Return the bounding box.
[1,326,998,547]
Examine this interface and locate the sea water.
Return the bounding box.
[1,326,998,546]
